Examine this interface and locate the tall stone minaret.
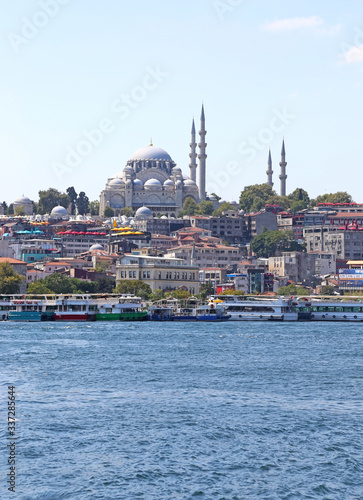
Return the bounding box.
[266,148,273,187]
[189,118,197,183]
[279,139,287,196]
[198,104,207,200]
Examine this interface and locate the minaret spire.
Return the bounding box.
[189,118,197,183]
[279,139,287,196]
[266,148,273,187]
[198,104,207,200]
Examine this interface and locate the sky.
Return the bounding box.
[1,0,363,205]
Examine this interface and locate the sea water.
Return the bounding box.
[0,322,362,499]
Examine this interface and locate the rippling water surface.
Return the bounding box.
[0,322,362,499]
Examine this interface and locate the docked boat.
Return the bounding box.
[210,295,298,321]
[148,306,173,321]
[8,298,55,322]
[0,296,11,321]
[308,298,363,321]
[196,302,230,321]
[95,294,147,321]
[51,296,97,321]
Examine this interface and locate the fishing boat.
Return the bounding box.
[95,294,147,321]
[210,295,298,321]
[8,298,55,322]
[196,302,230,321]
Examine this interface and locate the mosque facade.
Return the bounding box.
[99,106,209,217]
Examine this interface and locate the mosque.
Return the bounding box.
[99,105,209,217]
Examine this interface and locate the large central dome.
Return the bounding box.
[129,144,172,162]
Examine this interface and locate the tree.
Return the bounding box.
[212,202,235,217]
[150,289,165,301]
[200,282,215,299]
[8,204,14,215]
[27,281,53,294]
[179,197,198,217]
[27,273,99,294]
[265,195,291,209]
[96,276,116,294]
[310,192,353,206]
[14,205,25,216]
[288,188,310,209]
[277,284,310,296]
[38,188,70,214]
[290,200,307,213]
[219,289,245,295]
[321,285,335,295]
[0,262,24,293]
[76,191,89,215]
[251,228,305,258]
[2,201,8,214]
[89,200,100,216]
[104,206,114,217]
[196,200,214,216]
[239,184,276,212]
[115,280,152,299]
[121,207,134,217]
[66,187,78,215]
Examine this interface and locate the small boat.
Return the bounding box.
[8,298,55,322]
[95,294,148,321]
[148,306,173,321]
[196,302,230,321]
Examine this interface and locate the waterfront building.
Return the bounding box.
[304,227,363,260]
[116,254,199,293]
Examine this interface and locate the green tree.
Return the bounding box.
[8,204,14,215]
[170,289,192,300]
[14,205,25,216]
[2,201,8,214]
[212,202,235,217]
[27,280,53,294]
[200,282,215,299]
[239,184,276,212]
[89,200,100,216]
[321,285,335,295]
[290,200,307,213]
[265,195,291,209]
[121,207,134,217]
[115,280,152,299]
[288,188,310,209]
[96,276,116,294]
[179,197,198,217]
[38,188,70,214]
[104,206,115,217]
[251,228,304,258]
[76,191,89,215]
[66,187,78,215]
[277,284,310,296]
[196,200,214,215]
[219,289,245,295]
[0,262,24,293]
[150,289,165,301]
[310,191,353,206]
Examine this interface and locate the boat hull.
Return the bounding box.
[95,312,148,321]
[54,313,96,321]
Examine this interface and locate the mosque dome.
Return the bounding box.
[109,178,125,187]
[135,206,152,219]
[209,195,217,201]
[160,215,168,219]
[184,179,196,186]
[144,178,162,190]
[89,243,104,251]
[123,166,133,174]
[163,179,174,189]
[14,195,32,204]
[133,179,143,189]
[51,205,68,216]
[172,166,181,173]
[129,144,172,162]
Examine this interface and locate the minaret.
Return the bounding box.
[266,148,273,187]
[279,139,287,197]
[198,104,207,200]
[189,118,197,183]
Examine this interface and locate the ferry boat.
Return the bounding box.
[172,297,199,321]
[148,306,174,321]
[196,302,230,322]
[0,296,12,321]
[95,294,147,321]
[210,295,298,321]
[51,296,97,321]
[8,298,55,322]
[308,297,363,322]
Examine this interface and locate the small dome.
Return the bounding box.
[172,166,181,172]
[163,179,173,186]
[123,166,133,173]
[133,179,143,190]
[89,243,104,251]
[129,145,172,162]
[144,178,162,190]
[229,200,238,205]
[109,178,125,186]
[184,179,196,186]
[209,195,217,200]
[135,206,152,218]
[15,195,32,204]
[51,205,68,216]
[160,215,168,219]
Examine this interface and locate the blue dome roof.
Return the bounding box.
[129,145,172,162]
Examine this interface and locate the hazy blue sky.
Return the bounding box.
[1,0,363,204]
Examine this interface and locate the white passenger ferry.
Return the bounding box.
[210,295,298,321]
[308,297,363,322]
